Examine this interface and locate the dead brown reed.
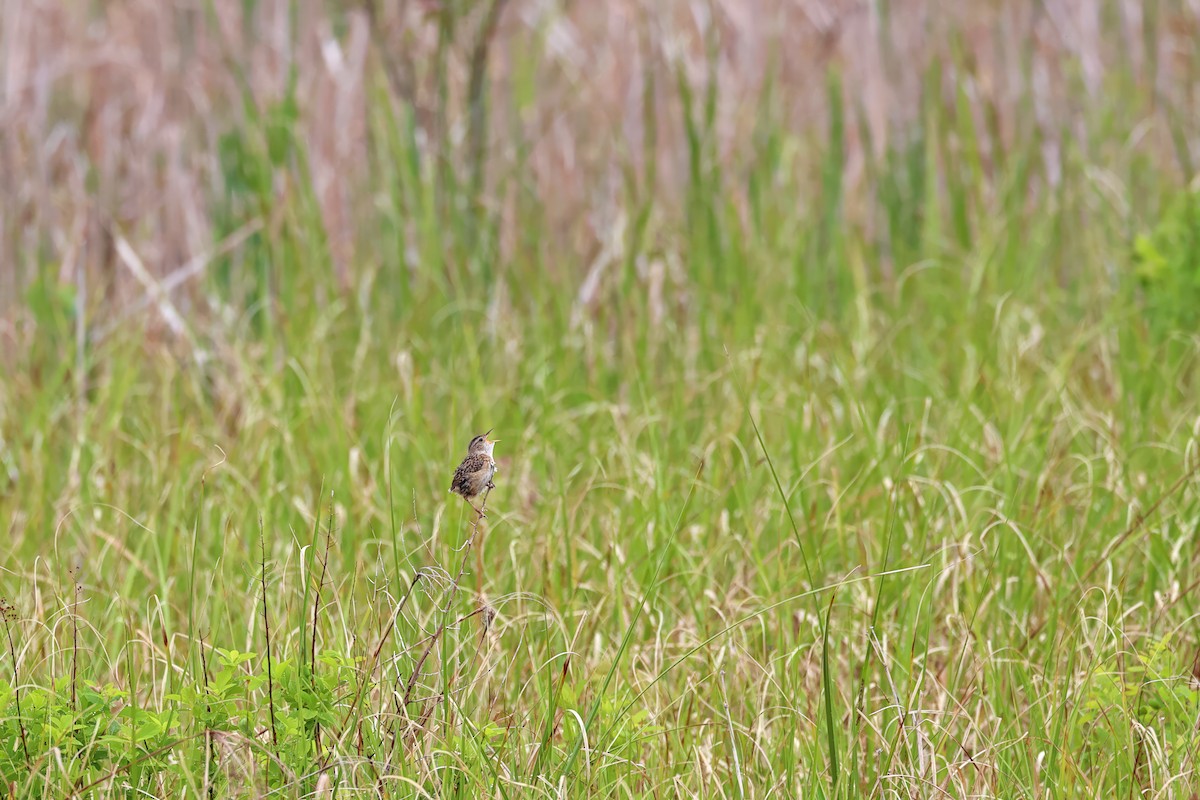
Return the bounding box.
[2,1,1196,316]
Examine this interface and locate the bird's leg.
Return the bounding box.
[486,480,496,490]
[463,497,487,518]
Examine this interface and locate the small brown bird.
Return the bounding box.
[449,430,498,517]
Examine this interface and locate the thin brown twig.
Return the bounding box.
[259,515,278,748]
[404,605,492,651]
[316,571,424,775]
[70,733,209,797]
[403,486,491,707]
[311,492,336,755]
[70,567,80,712]
[1080,456,1200,584]
[1,600,28,764]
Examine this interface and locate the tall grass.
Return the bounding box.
[2,1,1200,796]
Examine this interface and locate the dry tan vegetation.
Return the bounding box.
[3,1,1195,308]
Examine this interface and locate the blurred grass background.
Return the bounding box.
[2,0,1200,796]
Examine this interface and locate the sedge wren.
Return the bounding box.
[449,430,498,517]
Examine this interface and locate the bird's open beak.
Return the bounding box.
[484,428,493,438]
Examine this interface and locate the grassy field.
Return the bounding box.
[3,2,1200,797]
